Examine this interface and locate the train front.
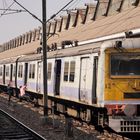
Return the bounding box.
[104,39,140,133]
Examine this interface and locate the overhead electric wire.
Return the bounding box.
[0,8,24,12]
[1,10,24,15]
[13,0,42,23]
[12,0,76,24]
[0,0,81,22]
[0,1,15,17]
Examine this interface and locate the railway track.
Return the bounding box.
[0,93,133,140]
[0,109,46,140]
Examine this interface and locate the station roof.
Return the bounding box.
[0,2,140,60]
[48,6,140,45]
[0,41,40,60]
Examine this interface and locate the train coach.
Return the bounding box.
[0,37,140,133]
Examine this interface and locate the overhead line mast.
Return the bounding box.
[8,0,76,116]
[42,0,48,116]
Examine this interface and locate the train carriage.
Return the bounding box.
[0,38,140,133]
[1,0,140,135]
[17,54,43,95]
[103,39,140,132]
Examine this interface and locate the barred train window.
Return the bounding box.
[111,54,140,76]
[69,61,75,82]
[18,65,23,78]
[29,64,35,79]
[5,66,9,77]
[47,63,52,80]
[64,62,69,81]
[0,67,2,76]
[64,61,75,82]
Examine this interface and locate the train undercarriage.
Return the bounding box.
[0,84,108,127]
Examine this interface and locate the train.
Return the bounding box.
[0,37,140,133]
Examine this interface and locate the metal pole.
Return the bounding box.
[42,0,48,116]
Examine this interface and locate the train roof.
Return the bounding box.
[0,42,101,64]
[17,42,101,62]
[1,38,140,64]
[0,56,19,64]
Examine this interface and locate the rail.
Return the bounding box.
[0,109,46,140]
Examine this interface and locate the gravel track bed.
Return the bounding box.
[0,93,130,140]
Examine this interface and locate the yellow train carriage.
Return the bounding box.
[104,39,140,132]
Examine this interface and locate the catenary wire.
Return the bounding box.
[0,1,15,17]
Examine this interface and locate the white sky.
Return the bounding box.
[0,0,95,44]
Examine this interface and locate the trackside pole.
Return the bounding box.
[42,0,48,116]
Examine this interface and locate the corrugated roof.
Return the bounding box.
[0,5,140,60]
[0,40,40,59]
[47,6,140,45]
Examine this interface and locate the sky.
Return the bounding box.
[0,0,95,44]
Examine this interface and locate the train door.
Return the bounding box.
[80,57,95,103]
[37,62,41,93]
[92,56,98,104]
[10,64,13,82]
[3,65,5,84]
[79,57,90,102]
[24,63,28,85]
[54,60,61,95]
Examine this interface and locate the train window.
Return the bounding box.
[64,62,69,81]
[0,67,3,76]
[18,65,23,78]
[47,63,52,80]
[111,54,140,76]
[5,66,9,77]
[29,64,35,79]
[69,61,75,82]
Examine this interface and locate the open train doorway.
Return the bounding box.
[24,63,28,85]
[3,65,5,85]
[54,60,61,95]
[10,64,13,82]
[92,56,98,104]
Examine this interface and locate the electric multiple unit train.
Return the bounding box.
[0,37,140,133]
